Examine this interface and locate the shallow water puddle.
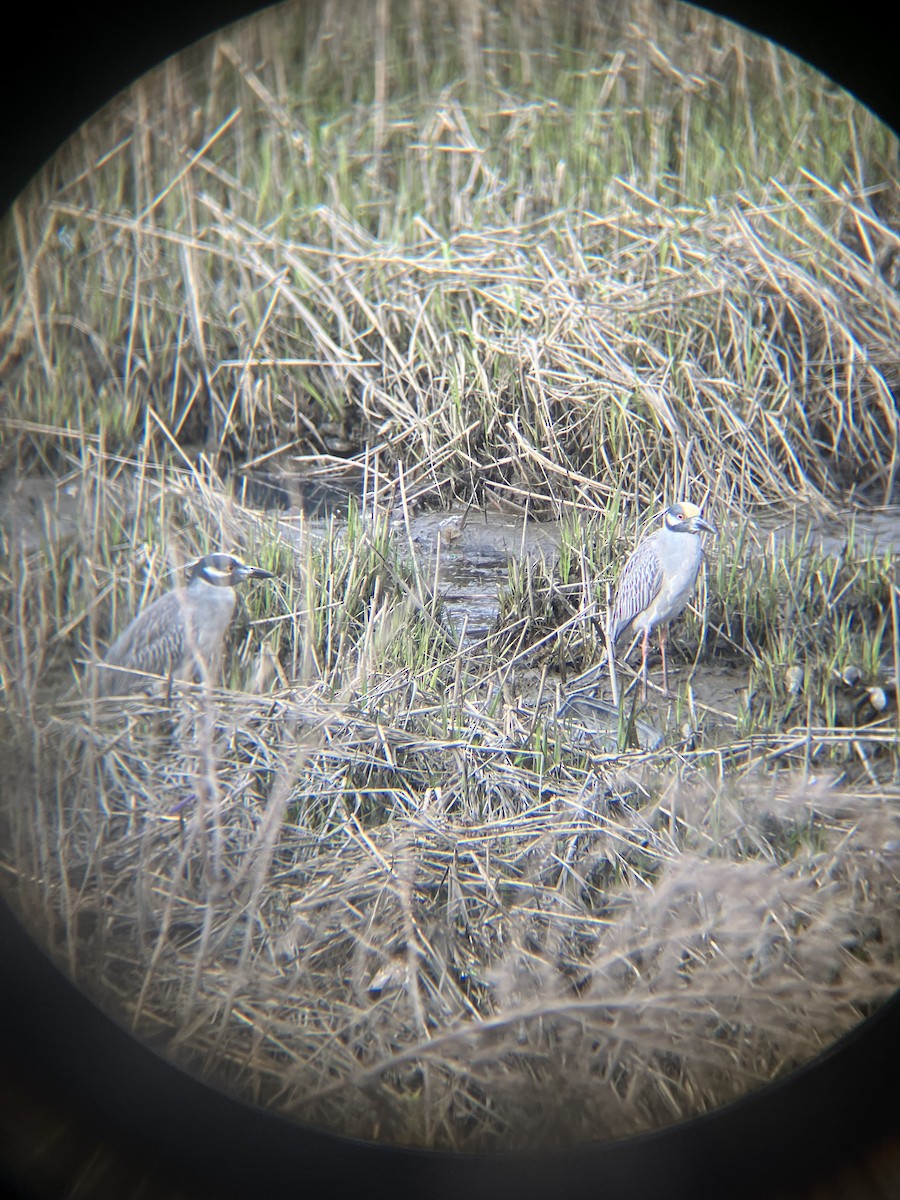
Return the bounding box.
[399,508,562,640]
[757,507,900,556]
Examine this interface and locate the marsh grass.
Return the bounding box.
[2,0,900,1157]
[709,524,900,754]
[5,655,899,1150]
[3,1,899,511]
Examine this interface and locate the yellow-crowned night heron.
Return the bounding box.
[93,553,274,697]
[609,500,716,698]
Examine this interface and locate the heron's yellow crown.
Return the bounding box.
[672,501,702,519]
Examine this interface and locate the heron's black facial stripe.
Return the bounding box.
[205,553,239,571]
[193,554,242,585]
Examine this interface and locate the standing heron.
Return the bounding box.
[608,501,716,699]
[93,553,274,697]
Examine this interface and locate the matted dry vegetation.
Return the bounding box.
[4,0,899,510]
[2,0,900,1155]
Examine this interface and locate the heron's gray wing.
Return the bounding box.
[609,535,664,643]
[96,590,186,695]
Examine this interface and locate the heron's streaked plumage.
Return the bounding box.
[95,553,274,697]
[609,501,716,696]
